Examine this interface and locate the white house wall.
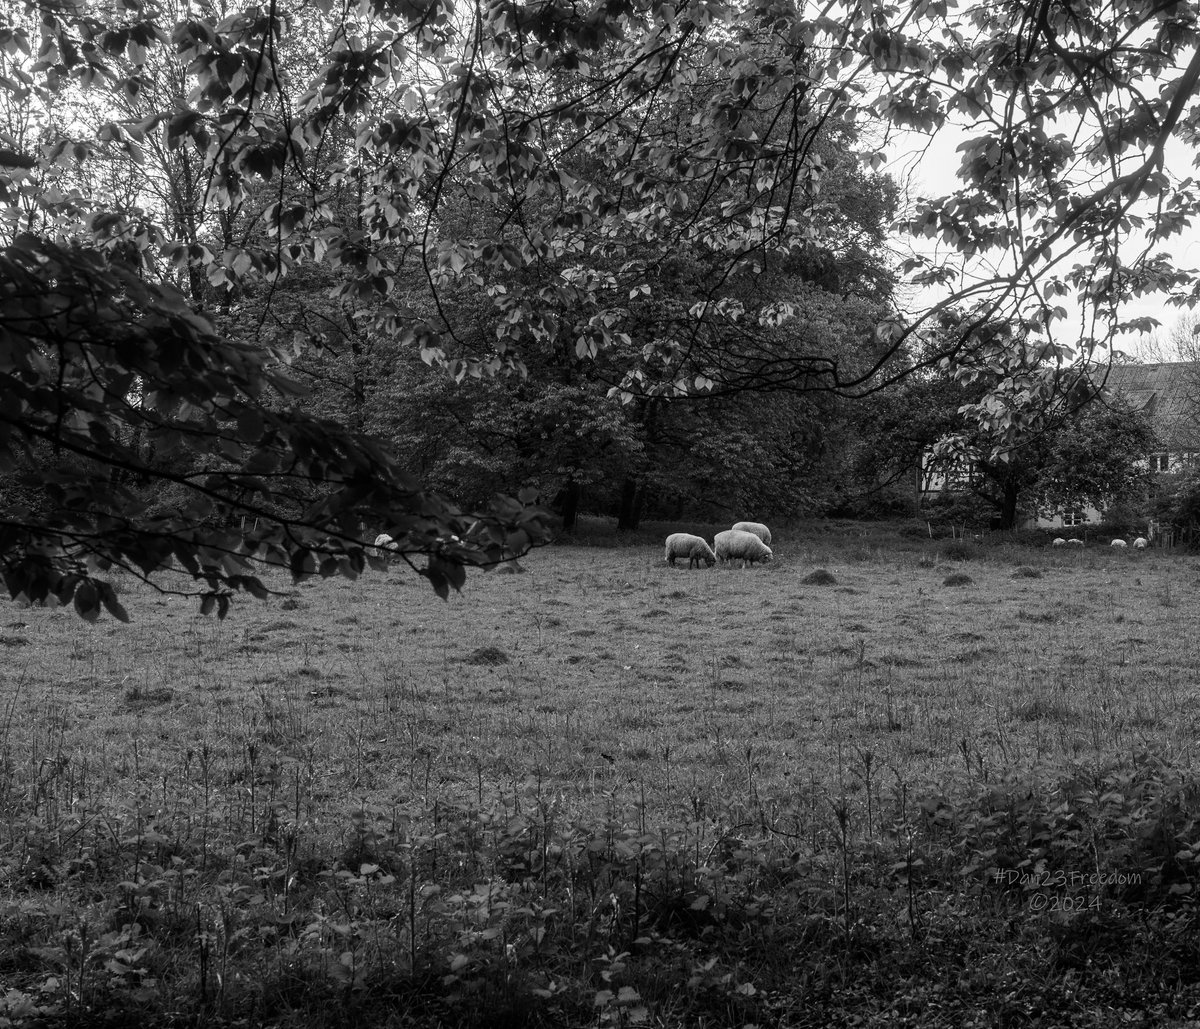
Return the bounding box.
[1028,504,1104,530]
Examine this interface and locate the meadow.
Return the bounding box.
[2,521,1200,1027]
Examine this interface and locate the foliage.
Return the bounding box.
[1025,402,1157,513]
[0,22,560,618]
[2,729,1198,1025]
[1151,470,1200,539]
[920,491,997,531]
[6,0,1200,607]
[905,317,1159,527]
[0,237,553,618]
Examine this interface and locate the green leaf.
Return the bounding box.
[73,580,100,622]
[97,581,130,623]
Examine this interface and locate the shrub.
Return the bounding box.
[1150,472,1200,547]
[920,492,995,532]
[942,540,978,561]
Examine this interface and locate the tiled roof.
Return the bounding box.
[1100,361,1200,448]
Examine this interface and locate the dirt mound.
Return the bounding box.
[461,646,510,666]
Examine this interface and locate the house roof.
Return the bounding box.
[1100,361,1200,449]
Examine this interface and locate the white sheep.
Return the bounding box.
[1133,537,1148,550]
[374,533,400,556]
[664,533,716,569]
[731,521,772,545]
[1051,537,1066,547]
[714,529,773,568]
[1066,538,1084,546]
[1111,538,1128,548]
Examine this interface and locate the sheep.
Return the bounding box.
[1051,537,1066,547]
[374,533,400,556]
[731,521,772,545]
[714,529,773,568]
[664,532,716,569]
[1133,537,1148,550]
[1066,538,1084,546]
[1110,538,1127,548]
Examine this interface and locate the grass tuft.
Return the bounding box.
[1016,608,1056,622]
[461,644,510,665]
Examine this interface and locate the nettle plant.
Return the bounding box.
[2,733,1200,1025]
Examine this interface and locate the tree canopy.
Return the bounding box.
[3,0,1198,614]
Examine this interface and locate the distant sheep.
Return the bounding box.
[731,521,772,545]
[1111,538,1127,548]
[714,529,773,568]
[1066,538,1084,547]
[1133,537,1148,550]
[374,533,400,555]
[1051,537,1066,547]
[664,533,716,569]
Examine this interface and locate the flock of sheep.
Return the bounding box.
[372,523,776,571]
[664,524,1154,572]
[1051,536,1149,549]
[377,522,1155,570]
[665,522,774,569]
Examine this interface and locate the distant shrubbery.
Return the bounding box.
[1151,471,1200,548]
[918,492,996,532]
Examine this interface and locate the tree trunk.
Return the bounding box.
[616,478,644,532]
[998,482,1020,529]
[349,321,366,434]
[632,483,647,528]
[555,480,580,532]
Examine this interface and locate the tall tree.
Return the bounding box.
[916,320,1156,527]
[5,0,1200,612]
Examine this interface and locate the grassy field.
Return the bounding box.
[2,520,1200,1026]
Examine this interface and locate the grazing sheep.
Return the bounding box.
[1111,538,1128,548]
[664,532,717,569]
[1051,537,1066,547]
[731,521,772,545]
[714,529,773,568]
[374,533,400,556]
[1133,537,1148,550]
[1066,538,1084,546]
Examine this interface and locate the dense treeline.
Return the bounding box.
[4,0,1200,613]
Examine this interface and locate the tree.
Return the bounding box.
[919,331,1157,527]
[0,234,554,618]
[6,0,1200,613]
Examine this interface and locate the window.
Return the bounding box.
[921,452,976,492]
[1149,452,1171,473]
[1061,507,1087,527]
[942,459,973,490]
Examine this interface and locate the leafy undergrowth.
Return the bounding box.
[1,754,1199,1028]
